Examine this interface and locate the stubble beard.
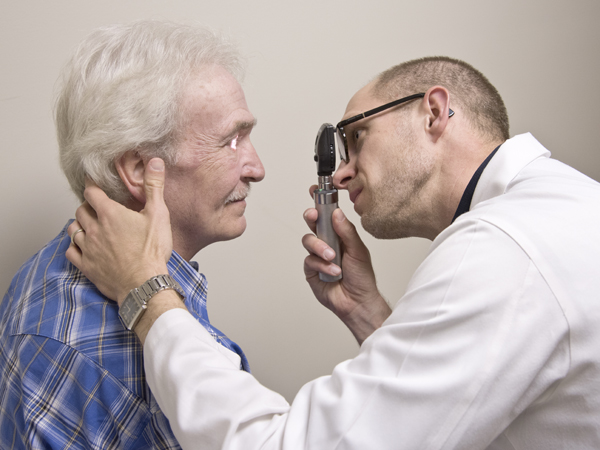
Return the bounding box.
[360,130,435,240]
[360,177,419,240]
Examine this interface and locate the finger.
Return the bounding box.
[143,158,166,212]
[304,254,341,278]
[308,184,318,198]
[67,221,85,273]
[83,178,111,214]
[71,226,85,246]
[65,243,83,270]
[302,233,337,261]
[303,208,318,234]
[331,209,370,260]
[67,219,82,238]
[74,202,97,231]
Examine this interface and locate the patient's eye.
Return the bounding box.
[228,135,238,150]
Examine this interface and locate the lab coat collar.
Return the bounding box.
[471,133,551,208]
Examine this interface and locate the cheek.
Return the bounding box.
[198,148,241,178]
[163,166,209,215]
[213,155,244,189]
[359,158,384,188]
[164,151,243,209]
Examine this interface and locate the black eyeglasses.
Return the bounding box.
[335,92,455,163]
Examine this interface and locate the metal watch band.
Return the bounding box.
[118,274,185,331]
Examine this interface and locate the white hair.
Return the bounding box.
[55,20,245,203]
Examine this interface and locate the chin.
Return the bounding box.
[219,217,247,242]
[361,214,404,240]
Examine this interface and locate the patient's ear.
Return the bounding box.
[115,150,146,207]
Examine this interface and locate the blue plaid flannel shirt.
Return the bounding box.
[0,221,249,449]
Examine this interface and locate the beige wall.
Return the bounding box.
[2,0,599,402]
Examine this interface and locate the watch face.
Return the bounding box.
[119,293,145,330]
[118,275,184,331]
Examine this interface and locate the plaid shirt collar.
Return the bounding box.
[166,247,250,372]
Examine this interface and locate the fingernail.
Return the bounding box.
[336,209,346,223]
[149,159,164,171]
[324,248,335,260]
[330,265,341,276]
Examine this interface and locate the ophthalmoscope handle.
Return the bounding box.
[314,176,342,282]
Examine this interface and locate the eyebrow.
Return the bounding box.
[227,118,258,139]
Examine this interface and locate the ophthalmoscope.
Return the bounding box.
[313,123,342,282]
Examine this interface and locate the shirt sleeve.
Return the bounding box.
[4,334,166,449]
[144,219,570,450]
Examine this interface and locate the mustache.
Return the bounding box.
[225,183,251,204]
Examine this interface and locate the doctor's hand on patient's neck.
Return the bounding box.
[66,158,185,343]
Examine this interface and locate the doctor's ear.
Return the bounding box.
[423,86,452,142]
[115,150,147,206]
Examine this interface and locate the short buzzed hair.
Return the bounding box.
[373,56,509,143]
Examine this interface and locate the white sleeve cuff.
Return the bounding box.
[146,308,241,368]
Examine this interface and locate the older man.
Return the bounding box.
[0,20,264,449]
[69,57,600,449]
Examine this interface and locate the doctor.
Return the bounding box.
[68,56,600,449]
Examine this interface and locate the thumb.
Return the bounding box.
[143,158,166,210]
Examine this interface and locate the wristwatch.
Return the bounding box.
[118,274,185,331]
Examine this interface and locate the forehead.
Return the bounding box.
[341,81,381,122]
[181,65,254,134]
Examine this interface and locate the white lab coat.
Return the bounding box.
[145,133,600,449]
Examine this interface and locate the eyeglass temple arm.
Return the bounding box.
[337,92,454,128]
[364,93,426,118]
